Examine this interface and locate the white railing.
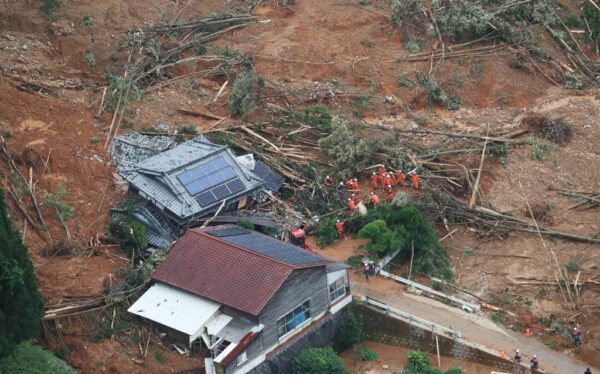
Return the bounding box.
[379,270,480,311]
[364,296,462,338]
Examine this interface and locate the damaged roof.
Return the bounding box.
[117,135,267,223]
[152,225,332,316]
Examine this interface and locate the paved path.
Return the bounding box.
[351,276,596,374]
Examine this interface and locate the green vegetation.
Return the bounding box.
[110,219,148,257]
[405,350,462,374]
[228,70,262,117]
[390,0,421,27]
[565,260,579,273]
[526,139,554,161]
[154,350,167,363]
[90,137,99,145]
[41,184,75,238]
[293,347,348,374]
[397,73,416,89]
[80,14,94,26]
[431,280,444,292]
[178,124,198,135]
[2,131,12,139]
[490,311,502,322]
[352,345,378,363]
[415,71,460,111]
[315,217,339,247]
[0,341,73,373]
[0,189,45,358]
[335,312,365,348]
[318,119,372,178]
[348,204,453,280]
[273,106,333,133]
[40,0,62,21]
[582,3,600,51]
[346,255,364,268]
[237,219,255,230]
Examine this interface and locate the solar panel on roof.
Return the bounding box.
[226,179,245,195]
[221,232,325,265]
[212,185,230,200]
[208,227,251,237]
[177,157,237,196]
[253,161,285,192]
[196,191,217,207]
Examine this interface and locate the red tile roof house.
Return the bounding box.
[128,225,353,374]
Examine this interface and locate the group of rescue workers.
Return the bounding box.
[323,166,420,239]
[324,166,420,215]
[502,326,588,372]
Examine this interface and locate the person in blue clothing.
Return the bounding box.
[363,263,370,282]
[336,182,345,200]
[584,368,592,374]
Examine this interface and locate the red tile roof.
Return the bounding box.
[152,226,330,316]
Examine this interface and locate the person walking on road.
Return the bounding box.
[584,368,592,374]
[363,263,370,282]
[514,349,521,364]
[530,355,539,369]
[572,327,582,347]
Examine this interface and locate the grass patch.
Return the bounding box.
[490,311,502,322]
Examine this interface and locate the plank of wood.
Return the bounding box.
[178,108,224,120]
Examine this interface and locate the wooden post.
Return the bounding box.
[469,125,489,208]
[435,335,441,368]
[408,240,415,280]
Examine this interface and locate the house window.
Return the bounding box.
[276,300,311,338]
[329,276,346,303]
[236,351,248,367]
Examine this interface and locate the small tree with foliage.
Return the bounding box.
[318,119,372,178]
[315,217,339,247]
[357,220,405,257]
[334,312,364,348]
[292,347,348,374]
[0,189,44,357]
[0,341,73,373]
[110,219,148,257]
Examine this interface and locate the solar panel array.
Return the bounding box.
[177,158,237,196]
[220,232,326,265]
[177,157,249,207]
[208,227,251,237]
[253,161,285,192]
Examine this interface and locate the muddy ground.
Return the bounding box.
[1,0,599,372]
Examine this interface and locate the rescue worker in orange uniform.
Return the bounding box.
[345,178,354,190]
[389,173,397,187]
[347,198,357,213]
[377,166,386,176]
[369,192,380,207]
[352,178,360,191]
[324,175,333,187]
[386,190,395,203]
[384,184,393,194]
[335,220,345,238]
[370,172,379,189]
[396,170,405,186]
[411,173,420,190]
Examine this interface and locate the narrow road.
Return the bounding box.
[350,275,596,374]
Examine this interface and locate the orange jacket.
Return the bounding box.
[411,174,419,189]
[348,200,357,212]
[335,221,344,235]
[370,174,378,189]
[370,194,380,206]
[396,172,405,185]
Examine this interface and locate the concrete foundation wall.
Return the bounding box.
[354,303,540,374]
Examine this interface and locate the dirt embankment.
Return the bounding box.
[1,0,599,372]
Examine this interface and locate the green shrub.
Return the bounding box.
[302,106,333,132]
[582,3,600,50]
[228,71,260,117]
[565,260,579,273]
[110,219,148,257]
[178,124,198,135]
[237,219,255,230]
[431,280,444,292]
[358,220,404,257]
[354,345,378,361]
[0,341,73,373]
[437,3,492,40]
[293,347,348,374]
[415,71,460,111]
[346,255,363,267]
[397,73,416,89]
[443,368,462,374]
[154,350,167,363]
[40,0,62,21]
[316,217,339,247]
[80,14,93,26]
[405,350,432,374]
[490,311,502,322]
[334,312,364,348]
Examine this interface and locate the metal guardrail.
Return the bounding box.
[364,297,462,338]
[379,270,480,311]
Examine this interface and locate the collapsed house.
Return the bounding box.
[111,132,284,249]
[128,225,352,374]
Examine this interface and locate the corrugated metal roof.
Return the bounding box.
[127,283,221,336]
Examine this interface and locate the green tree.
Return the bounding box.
[334,312,364,348]
[357,219,405,257]
[0,341,73,373]
[0,189,44,357]
[292,347,348,374]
